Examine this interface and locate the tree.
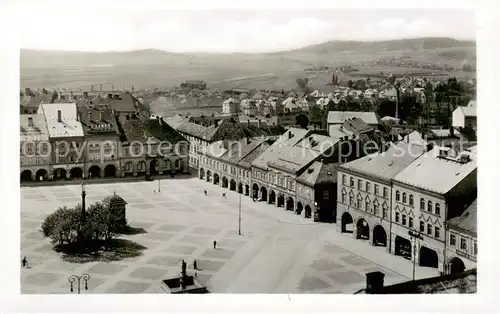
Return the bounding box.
[295,113,309,129]
[41,205,81,245]
[347,80,354,89]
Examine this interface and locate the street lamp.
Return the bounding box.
[238,171,242,236]
[158,178,161,192]
[81,182,86,223]
[408,230,423,281]
[68,273,90,294]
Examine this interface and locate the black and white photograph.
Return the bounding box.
[1,0,499,312]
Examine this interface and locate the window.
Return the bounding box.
[428,201,433,212]
[383,187,388,198]
[427,224,432,235]
[342,192,346,204]
[395,212,400,223]
[342,174,346,184]
[402,192,407,203]
[366,182,371,192]
[365,200,371,212]
[357,198,362,209]
[374,184,379,195]
[409,195,414,206]
[409,217,413,228]
[420,198,425,210]
[420,221,425,232]
[434,226,440,238]
[175,160,180,168]
[383,204,388,218]
[396,191,400,201]
[460,238,467,250]
[402,214,407,225]
[358,179,362,190]
[450,234,456,246]
[350,177,354,187]
[374,203,379,215]
[473,242,477,255]
[435,204,440,216]
[349,195,354,206]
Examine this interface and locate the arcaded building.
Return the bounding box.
[20,114,51,181]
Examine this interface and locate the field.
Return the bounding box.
[20,38,476,91]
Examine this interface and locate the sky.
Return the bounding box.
[17,2,476,53]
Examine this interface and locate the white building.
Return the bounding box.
[222,98,240,115]
[452,106,477,130]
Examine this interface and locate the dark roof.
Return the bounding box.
[220,138,266,165]
[343,117,373,134]
[446,199,477,236]
[296,162,339,187]
[77,103,120,137]
[117,117,186,144]
[316,163,339,185]
[101,93,149,114]
[356,269,477,294]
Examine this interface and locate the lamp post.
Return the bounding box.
[81,182,86,223]
[158,178,161,192]
[68,273,90,294]
[238,171,242,236]
[408,230,423,281]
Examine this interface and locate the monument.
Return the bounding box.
[157,260,208,294]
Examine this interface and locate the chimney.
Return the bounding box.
[365,271,385,294]
[28,117,34,127]
[57,110,62,122]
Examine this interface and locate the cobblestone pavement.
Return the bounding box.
[21,178,439,294]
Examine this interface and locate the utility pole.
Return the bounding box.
[158,178,161,192]
[408,230,423,281]
[238,169,242,235]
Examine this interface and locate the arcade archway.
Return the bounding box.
[372,225,387,246]
[304,205,312,218]
[252,184,259,199]
[104,164,117,177]
[448,257,466,274]
[35,169,48,181]
[230,179,236,191]
[356,218,370,240]
[341,212,353,233]
[21,170,32,182]
[297,202,303,214]
[150,159,159,175]
[395,236,412,260]
[213,173,220,185]
[53,168,67,180]
[269,190,276,204]
[260,187,268,202]
[277,194,284,207]
[207,170,212,182]
[286,197,294,211]
[222,176,228,188]
[419,246,439,268]
[88,166,101,179]
[199,168,205,180]
[70,167,83,179]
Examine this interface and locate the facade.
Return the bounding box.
[222,98,240,115]
[241,99,258,116]
[250,128,338,215]
[118,116,189,177]
[282,97,302,114]
[20,114,51,181]
[296,161,338,221]
[176,120,222,169]
[78,103,121,179]
[199,138,269,197]
[336,142,428,250]
[391,147,477,273]
[445,199,477,274]
[37,103,86,181]
[452,106,477,130]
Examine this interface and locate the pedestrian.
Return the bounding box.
[153,189,156,194]
[194,272,198,279]
[222,193,226,198]
[204,190,207,196]
[213,240,217,249]
[193,260,197,270]
[21,256,27,268]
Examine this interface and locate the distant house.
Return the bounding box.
[180,80,207,90]
[452,106,477,130]
[327,111,380,134]
[222,98,240,115]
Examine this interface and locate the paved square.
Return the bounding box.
[21,178,440,294]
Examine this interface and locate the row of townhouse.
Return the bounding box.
[336,141,477,274]
[20,101,189,182]
[197,127,367,222]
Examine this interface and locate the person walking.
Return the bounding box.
[204,190,207,196]
[153,189,156,194]
[213,240,217,249]
[21,256,27,268]
[193,260,197,270]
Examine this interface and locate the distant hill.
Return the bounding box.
[20,37,476,90]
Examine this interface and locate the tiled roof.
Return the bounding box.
[118,117,186,144]
[251,127,310,170]
[460,106,477,117]
[238,141,271,169]
[39,102,78,120]
[446,199,477,236]
[39,103,84,138]
[339,142,427,181]
[343,118,373,134]
[296,161,322,187]
[327,111,379,125]
[393,147,477,194]
[77,103,120,137]
[177,120,220,141]
[203,141,228,158]
[20,114,49,141]
[316,163,339,185]
[220,138,266,165]
[356,269,477,294]
[165,115,189,129]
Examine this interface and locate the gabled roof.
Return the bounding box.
[117,117,186,144]
[296,162,338,187]
[20,114,49,141]
[393,147,477,194]
[220,138,267,165]
[38,103,84,138]
[327,111,379,125]
[77,103,120,137]
[459,106,477,117]
[339,142,427,181]
[446,199,477,236]
[238,141,270,169]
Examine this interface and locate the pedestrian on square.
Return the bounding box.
[21,256,27,268]
[153,189,156,194]
[213,240,217,249]
[194,272,198,279]
[204,190,207,196]
[193,260,197,270]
